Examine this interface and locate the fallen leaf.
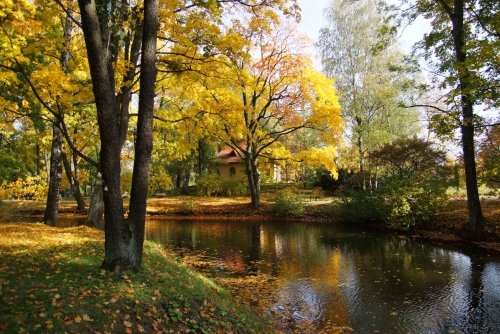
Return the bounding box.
[124,320,132,328]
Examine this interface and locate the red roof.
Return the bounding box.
[216,145,246,163]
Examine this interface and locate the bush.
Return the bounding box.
[335,173,447,229]
[270,190,304,217]
[335,138,449,230]
[197,174,248,196]
[178,199,199,215]
[379,174,447,229]
[197,174,222,196]
[220,180,248,196]
[335,191,384,224]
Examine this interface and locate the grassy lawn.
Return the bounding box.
[0,223,268,334]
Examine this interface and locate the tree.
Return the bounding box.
[478,125,500,190]
[77,0,158,270]
[339,138,449,229]
[78,0,299,269]
[392,0,500,236]
[318,0,421,189]
[0,0,93,224]
[188,23,342,208]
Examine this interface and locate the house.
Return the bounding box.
[215,147,247,180]
[214,146,282,182]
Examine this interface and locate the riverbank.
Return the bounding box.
[0,223,268,333]
[1,196,499,252]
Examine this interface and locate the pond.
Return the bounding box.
[145,219,500,334]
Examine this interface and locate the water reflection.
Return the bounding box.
[145,219,500,333]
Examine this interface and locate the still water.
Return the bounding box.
[145,219,500,333]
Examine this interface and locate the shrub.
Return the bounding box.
[270,190,304,217]
[335,190,384,224]
[221,180,248,196]
[197,174,247,196]
[379,174,447,229]
[197,173,222,196]
[335,173,447,229]
[178,199,199,215]
[335,139,449,230]
[149,172,173,194]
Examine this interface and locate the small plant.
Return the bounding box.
[178,199,199,215]
[270,190,304,217]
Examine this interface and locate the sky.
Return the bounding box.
[295,0,431,69]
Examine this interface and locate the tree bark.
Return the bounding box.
[35,142,41,176]
[79,0,158,271]
[43,120,63,226]
[43,1,73,226]
[79,0,128,269]
[88,184,104,229]
[62,152,86,213]
[448,0,484,235]
[245,153,261,209]
[126,0,158,269]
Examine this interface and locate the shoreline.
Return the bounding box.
[2,197,499,253]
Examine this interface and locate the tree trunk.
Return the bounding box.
[79,0,128,269]
[43,0,74,226]
[35,142,41,176]
[126,0,158,269]
[79,0,158,271]
[357,136,366,190]
[245,154,260,209]
[448,0,484,236]
[62,152,86,213]
[88,184,104,229]
[43,121,63,226]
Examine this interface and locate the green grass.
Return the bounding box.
[0,223,268,333]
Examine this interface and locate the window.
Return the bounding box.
[229,166,236,176]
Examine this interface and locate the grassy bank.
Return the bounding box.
[0,223,267,333]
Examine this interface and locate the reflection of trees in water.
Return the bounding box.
[146,220,500,333]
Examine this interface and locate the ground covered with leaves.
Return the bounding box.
[0,223,268,334]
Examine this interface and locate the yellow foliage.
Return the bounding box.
[0,174,48,201]
[150,172,173,193]
[294,146,339,179]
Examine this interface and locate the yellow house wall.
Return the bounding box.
[217,163,247,180]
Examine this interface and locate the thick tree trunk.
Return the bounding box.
[449,0,484,236]
[62,152,86,213]
[79,0,158,271]
[43,121,63,226]
[126,0,158,269]
[461,105,484,235]
[79,0,127,270]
